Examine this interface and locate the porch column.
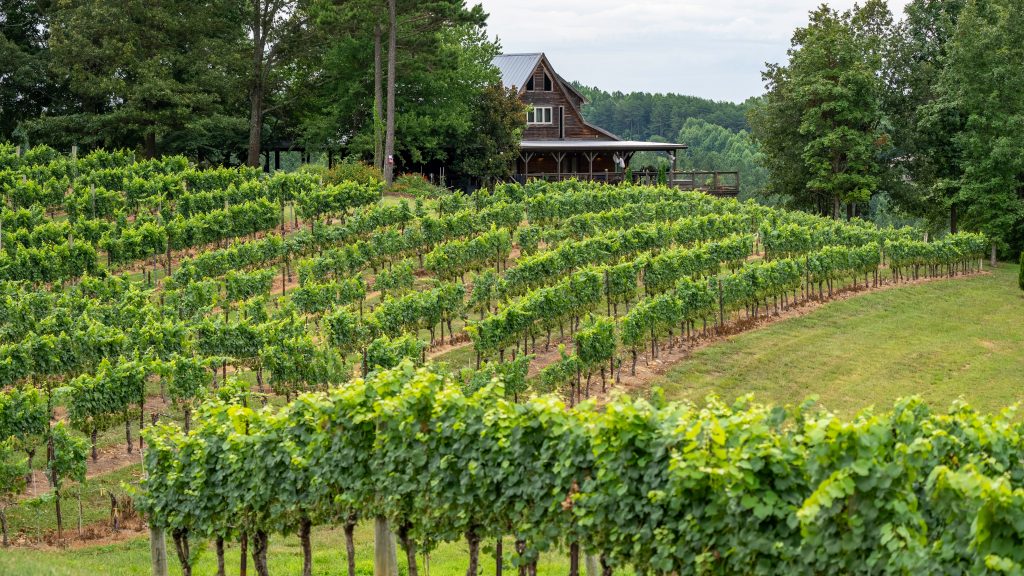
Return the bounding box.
[519,152,535,180]
[553,152,566,181]
[584,151,598,181]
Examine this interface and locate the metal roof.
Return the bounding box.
[492,53,543,91]
[521,140,687,151]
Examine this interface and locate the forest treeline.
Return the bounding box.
[0,0,524,185]
[577,0,1024,256]
[751,0,1024,256]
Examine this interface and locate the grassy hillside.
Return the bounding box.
[657,265,1024,415]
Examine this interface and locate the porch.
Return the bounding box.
[514,140,740,197]
[518,170,740,196]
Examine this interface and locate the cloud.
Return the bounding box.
[480,0,911,102]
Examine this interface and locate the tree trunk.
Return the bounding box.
[0,506,8,547]
[399,522,418,576]
[172,528,191,576]
[516,539,528,576]
[144,132,157,159]
[125,417,133,454]
[383,0,398,186]
[466,527,480,576]
[55,487,63,541]
[247,13,266,167]
[300,516,313,576]
[345,516,357,576]
[833,195,841,220]
[216,536,226,576]
[252,529,270,576]
[496,538,503,576]
[950,203,958,234]
[91,428,98,462]
[373,23,384,171]
[569,541,580,576]
[240,532,248,576]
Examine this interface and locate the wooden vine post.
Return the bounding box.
[151,525,169,576]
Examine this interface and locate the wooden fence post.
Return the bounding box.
[374,516,398,576]
[151,525,169,576]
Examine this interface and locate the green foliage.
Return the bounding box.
[134,357,1024,575]
[31,0,247,158]
[575,83,752,136]
[365,334,427,372]
[750,3,889,217]
[390,174,449,198]
[454,83,525,185]
[676,118,770,202]
[166,356,210,410]
[325,160,383,186]
[516,226,541,257]
[0,438,28,503]
[463,354,531,401]
[1019,252,1024,292]
[936,0,1024,256]
[295,181,381,224]
[67,358,146,447]
[223,268,275,303]
[47,423,87,490]
[373,260,416,298]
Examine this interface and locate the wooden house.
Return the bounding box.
[493,53,738,194]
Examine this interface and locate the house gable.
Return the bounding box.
[494,53,619,142]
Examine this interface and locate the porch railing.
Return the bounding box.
[513,170,740,196]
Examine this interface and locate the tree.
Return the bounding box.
[244,0,320,167]
[39,0,248,158]
[455,83,525,187]
[676,118,770,202]
[306,0,490,180]
[883,0,967,231]
[575,84,754,138]
[0,0,58,142]
[937,0,1024,257]
[750,3,890,219]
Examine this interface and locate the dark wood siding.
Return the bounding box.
[523,153,617,175]
[522,61,613,141]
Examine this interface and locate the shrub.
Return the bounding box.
[390,173,449,198]
[328,160,382,186]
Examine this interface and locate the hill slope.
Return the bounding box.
[657,265,1024,414]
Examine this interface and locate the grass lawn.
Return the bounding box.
[656,264,1024,415]
[0,520,576,576]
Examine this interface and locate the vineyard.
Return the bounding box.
[0,143,1012,575]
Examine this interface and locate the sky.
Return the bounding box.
[480,0,911,103]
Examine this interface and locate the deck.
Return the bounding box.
[513,170,740,197]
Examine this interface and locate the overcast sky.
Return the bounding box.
[480,0,911,102]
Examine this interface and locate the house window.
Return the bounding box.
[527,107,552,125]
[526,76,535,91]
[543,73,553,91]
